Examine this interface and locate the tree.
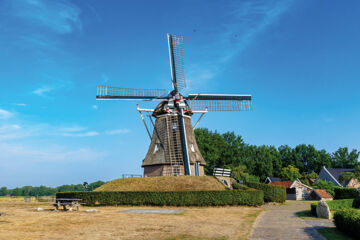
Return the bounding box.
[332,147,360,168]
[0,187,7,196]
[230,165,259,183]
[87,181,105,191]
[300,172,318,185]
[312,180,336,196]
[280,165,301,181]
[338,172,355,184]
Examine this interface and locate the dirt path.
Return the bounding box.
[250,201,334,240]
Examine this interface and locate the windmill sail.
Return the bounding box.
[168,34,186,91]
[186,94,252,111]
[96,85,168,100]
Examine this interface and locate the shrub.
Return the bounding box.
[353,196,360,208]
[56,190,264,207]
[334,209,360,239]
[334,187,359,200]
[232,182,248,190]
[246,182,286,203]
[310,199,355,216]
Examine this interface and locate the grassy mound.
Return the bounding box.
[94,176,226,192]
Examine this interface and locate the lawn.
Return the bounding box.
[94,176,227,192]
[317,228,354,240]
[0,197,262,240]
[295,210,327,220]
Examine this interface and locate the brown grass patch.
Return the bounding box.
[94,176,226,192]
[0,198,261,240]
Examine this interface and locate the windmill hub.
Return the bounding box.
[96,34,252,177]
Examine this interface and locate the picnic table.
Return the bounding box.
[53,198,82,211]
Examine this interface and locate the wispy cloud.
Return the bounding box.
[8,0,82,34]
[187,0,294,91]
[0,142,105,164]
[13,103,27,107]
[220,0,294,61]
[32,86,54,97]
[92,105,98,110]
[62,131,99,137]
[105,129,131,135]
[0,109,13,120]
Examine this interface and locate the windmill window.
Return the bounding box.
[190,144,195,152]
[153,144,160,153]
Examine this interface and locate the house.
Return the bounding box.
[264,177,281,184]
[346,178,360,189]
[309,189,333,200]
[270,180,312,200]
[316,167,354,187]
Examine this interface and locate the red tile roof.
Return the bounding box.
[314,189,333,199]
[269,181,293,188]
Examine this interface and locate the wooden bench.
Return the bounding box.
[53,198,82,211]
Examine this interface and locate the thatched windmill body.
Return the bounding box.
[96,34,252,177]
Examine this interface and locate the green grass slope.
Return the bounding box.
[94,176,226,192]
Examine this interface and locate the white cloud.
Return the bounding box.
[0,142,105,164]
[62,131,99,137]
[13,103,27,107]
[0,109,13,120]
[101,73,109,83]
[32,86,54,97]
[9,0,82,34]
[186,0,294,91]
[92,105,98,110]
[105,129,131,135]
[60,126,87,132]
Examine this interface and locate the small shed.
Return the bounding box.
[270,180,312,200]
[309,189,333,200]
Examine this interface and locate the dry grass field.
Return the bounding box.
[95,176,226,192]
[0,197,262,240]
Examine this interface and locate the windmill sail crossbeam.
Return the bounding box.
[187,99,252,111]
[96,85,167,100]
[187,94,251,101]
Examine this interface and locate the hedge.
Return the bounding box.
[334,209,360,239]
[353,196,360,208]
[245,182,286,203]
[334,187,359,200]
[56,190,264,206]
[311,199,355,216]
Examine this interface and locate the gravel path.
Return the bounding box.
[250,201,335,240]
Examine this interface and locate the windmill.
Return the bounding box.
[96,34,252,177]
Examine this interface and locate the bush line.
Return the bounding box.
[334,208,360,239]
[56,190,264,206]
[333,187,360,200]
[245,182,286,203]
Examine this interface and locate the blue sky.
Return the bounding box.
[1,0,359,187]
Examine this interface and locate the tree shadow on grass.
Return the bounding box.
[316,227,355,240]
[295,210,325,220]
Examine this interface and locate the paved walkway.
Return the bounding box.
[250,201,335,240]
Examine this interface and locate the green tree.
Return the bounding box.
[280,165,301,181]
[332,147,360,168]
[0,187,7,196]
[87,181,105,191]
[338,172,355,184]
[312,180,336,196]
[300,172,318,185]
[230,165,259,183]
